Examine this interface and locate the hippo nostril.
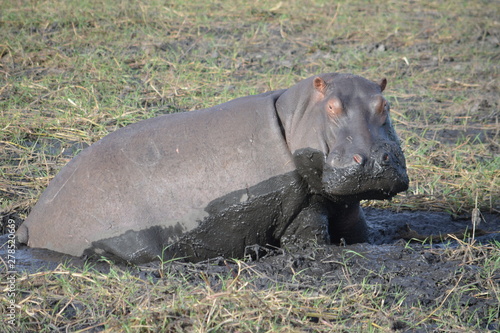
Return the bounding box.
[353,154,365,165]
[381,152,390,165]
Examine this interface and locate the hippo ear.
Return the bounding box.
[378,78,387,92]
[313,77,327,96]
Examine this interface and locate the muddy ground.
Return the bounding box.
[2,208,499,331]
[2,208,499,274]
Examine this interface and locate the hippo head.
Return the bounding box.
[276,73,409,202]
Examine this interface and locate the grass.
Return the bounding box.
[1,0,498,215]
[0,0,499,331]
[3,240,499,332]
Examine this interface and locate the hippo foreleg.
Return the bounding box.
[281,195,368,247]
[281,196,331,245]
[326,201,368,244]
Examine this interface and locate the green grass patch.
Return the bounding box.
[1,0,498,215]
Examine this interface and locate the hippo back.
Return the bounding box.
[20,90,297,261]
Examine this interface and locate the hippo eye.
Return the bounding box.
[375,97,388,116]
[326,98,343,118]
[376,100,389,125]
[379,100,387,113]
[383,100,390,112]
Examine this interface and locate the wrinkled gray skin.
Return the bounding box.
[16,73,409,264]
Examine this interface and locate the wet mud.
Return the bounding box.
[2,208,498,274]
[1,209,499,331]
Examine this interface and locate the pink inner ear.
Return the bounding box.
[314,77,327,95]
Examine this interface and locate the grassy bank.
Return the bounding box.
[0,0,498,216]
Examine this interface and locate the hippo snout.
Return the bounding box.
[350,151,391,170]
[323,142,409,200]
[328,146,393,169]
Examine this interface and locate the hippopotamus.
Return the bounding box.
[16,73,409,264]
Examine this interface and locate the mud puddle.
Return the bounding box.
[1,208,499,331]
[1,208,499,275]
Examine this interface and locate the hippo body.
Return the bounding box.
[17,73,409,263]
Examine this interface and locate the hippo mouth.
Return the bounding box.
[292,147,409,202]
[322,162,409,201]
